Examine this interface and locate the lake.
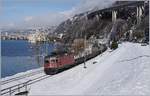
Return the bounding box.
[1,40,54,78]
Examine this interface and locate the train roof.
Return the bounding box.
[45,51,68,58]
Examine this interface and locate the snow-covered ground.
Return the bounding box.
[27,42,150,95]
[2,42,150,95]
[1,67,43,81]
[1,67,45,92]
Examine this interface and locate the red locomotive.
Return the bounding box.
[44,51,75,75]
[44,44,107,75]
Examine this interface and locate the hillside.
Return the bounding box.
[53,1,149,44]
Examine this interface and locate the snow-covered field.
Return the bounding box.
[1,42,150,95]
[27,42,150,95]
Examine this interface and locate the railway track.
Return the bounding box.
[1,69,43,85]
[1,73,51,96]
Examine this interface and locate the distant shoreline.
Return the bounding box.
[1,39,28,41]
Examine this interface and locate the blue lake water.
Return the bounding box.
[1,40,54,78]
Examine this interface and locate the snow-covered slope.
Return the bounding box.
[28,42,150,95]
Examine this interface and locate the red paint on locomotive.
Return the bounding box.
[44,52,75,74]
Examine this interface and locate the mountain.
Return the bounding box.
[53,1,149,44]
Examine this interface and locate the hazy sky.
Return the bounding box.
[0,0,114,29]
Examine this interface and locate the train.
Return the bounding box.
[44,45,107,75]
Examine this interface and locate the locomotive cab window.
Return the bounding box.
[56,59,58,63]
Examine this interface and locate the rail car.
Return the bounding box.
[44,45,107,75]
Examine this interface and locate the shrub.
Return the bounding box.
[111,41,118,50]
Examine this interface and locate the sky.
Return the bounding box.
[0,0,114,29]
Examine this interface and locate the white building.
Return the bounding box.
[27,30,47,43]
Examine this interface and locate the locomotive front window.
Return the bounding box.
[45,60,49,63]
[51,59,55,63]
[50,57,58,63]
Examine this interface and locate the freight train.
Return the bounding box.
[44,45,107,75]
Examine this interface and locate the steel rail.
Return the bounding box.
[1,74,51,96]
[1,69,43,85]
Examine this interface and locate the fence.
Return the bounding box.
[1,80,31,96]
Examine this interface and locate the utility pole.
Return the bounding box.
[45,35,48,56]
[84,34,87,68]
[82,17,87,68]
